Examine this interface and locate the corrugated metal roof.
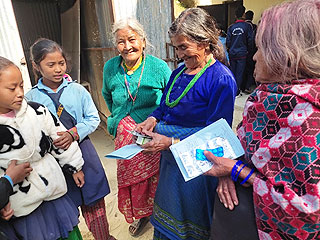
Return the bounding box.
[12,0,61,47]
[11,0,61,85]
[96,0,117,63]
[136,0,173,60]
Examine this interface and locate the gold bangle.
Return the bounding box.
[149,116,158,123]
[171,137,180,145]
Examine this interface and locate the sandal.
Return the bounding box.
[128,217,150,237]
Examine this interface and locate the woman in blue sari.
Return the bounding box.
[136,8,237,240]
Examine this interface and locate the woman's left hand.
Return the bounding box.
[53,131,73,150]
[204,151,235,177]
[141,131,171,154]
[217,176,238,210]
[135,117,157,134]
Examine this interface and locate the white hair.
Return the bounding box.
[112,18,151,49]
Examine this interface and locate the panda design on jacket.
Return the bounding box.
[0,99,84,217]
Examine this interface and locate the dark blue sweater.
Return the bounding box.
[227,20,254,58]
[151,60,237,127]
[0,177,12,210]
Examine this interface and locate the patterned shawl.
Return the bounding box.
[237,79,320,239]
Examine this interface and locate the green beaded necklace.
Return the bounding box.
[165,58,212,108]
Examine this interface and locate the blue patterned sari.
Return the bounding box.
[151,121,218,240]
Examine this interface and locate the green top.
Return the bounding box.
[102,54,171,137]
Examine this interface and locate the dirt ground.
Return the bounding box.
[79,94,249,240]
[78,128,154,240]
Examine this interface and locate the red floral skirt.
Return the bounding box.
[114,116,160,223]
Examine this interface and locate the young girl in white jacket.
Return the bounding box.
[0,56,84,240]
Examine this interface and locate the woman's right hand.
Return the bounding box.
[135,117,157,134]
[204,151,234,177]
[217,176,238,210]
[140,131,171,154]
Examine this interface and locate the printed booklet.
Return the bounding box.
[169,118,245,181]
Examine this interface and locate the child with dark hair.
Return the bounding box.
[0,56,84,239]
[25,38,115,240]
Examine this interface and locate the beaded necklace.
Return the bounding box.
[165,59,212,108]
[123,55,146,104]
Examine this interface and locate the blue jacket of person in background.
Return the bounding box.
[226,20,254,58]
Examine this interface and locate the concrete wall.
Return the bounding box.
[244,0,287,24]
[177,0,288,24]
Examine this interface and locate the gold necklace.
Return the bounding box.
[123,56,143,75]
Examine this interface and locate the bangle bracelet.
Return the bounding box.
[234,163,247,182]
[171,137,180,145]
[231,160,243,181]
[68,127,79,141]
[149,116,158,123]
[66,131,75,141]
[240,168,255,185]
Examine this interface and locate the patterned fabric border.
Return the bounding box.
[153,203,210,240]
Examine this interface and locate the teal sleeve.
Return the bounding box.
[102,62,113,114]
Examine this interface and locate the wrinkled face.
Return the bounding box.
[0,66,24,114]
[253,48,274,83]
[171,35,207,70]
[116,27,145,66]
[38,51,67,85]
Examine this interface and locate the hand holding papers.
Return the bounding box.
[195,147,224,161]
[169,119,244,181]
[105,130,152,160]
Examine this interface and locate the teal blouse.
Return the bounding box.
[102,54,171,137]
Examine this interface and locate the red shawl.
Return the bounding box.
[237,79,320,239]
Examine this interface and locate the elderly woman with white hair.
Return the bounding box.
[102,18,171,236]
[205,0,320,239]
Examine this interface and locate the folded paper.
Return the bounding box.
[105,144,143,160]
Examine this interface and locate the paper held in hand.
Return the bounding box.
[169,118,245,182]
[105,130,152,160]
[105,144,143,160]
[126,130,152,145]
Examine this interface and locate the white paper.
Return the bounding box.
[105,144,143,160]
[170,118,245,181]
